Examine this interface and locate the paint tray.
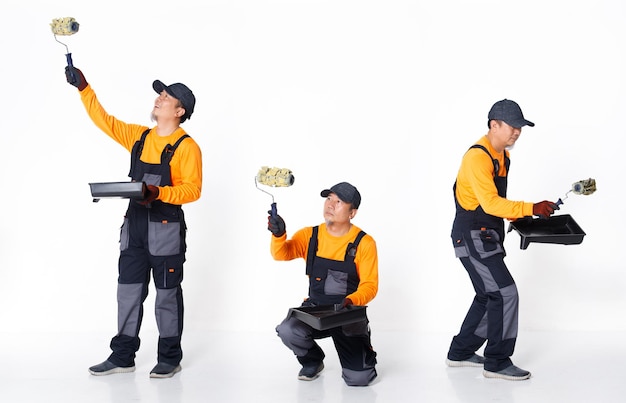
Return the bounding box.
[89,181,146,201]
[508,214,586,250]
[288,305,367,330]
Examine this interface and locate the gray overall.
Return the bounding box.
[447,144,520,372]
[276,226,378,386]
[108,130,188,367]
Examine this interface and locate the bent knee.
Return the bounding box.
[342,367,377,386]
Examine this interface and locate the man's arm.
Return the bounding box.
[348,236,378,306]
[79,84,148,152]
[463,150,533,219]
[270,227,311,261]
[160,138,202,205]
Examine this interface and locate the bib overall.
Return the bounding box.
[447,144,520,372]
[108,130,188,368]
[275,226,378,386]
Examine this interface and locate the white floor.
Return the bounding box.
[1,329,623,403]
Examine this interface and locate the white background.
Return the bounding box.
[1,0,623,344]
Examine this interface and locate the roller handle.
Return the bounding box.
[555,198,563,207]
[270,202,277,218]
[65,53,77,84]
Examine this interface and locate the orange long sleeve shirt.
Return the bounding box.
[455,135,533,220]
[271,223,378,306]
[80,85,202,205]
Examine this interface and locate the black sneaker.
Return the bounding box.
[149,362,182,379]
[297,362,324,381]
[483,364,531,380]
[88,360,135,376]
[446,354,485,367]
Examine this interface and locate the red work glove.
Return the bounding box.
[533,200,559,219]
[341,298,353,308]
[140,185,160,205]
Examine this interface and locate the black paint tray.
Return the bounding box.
[289,305,367,331]
[508,214,586,250]
[89,181,146,201]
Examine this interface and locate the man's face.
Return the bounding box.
[493,120,522,148]
[323,193,355,225]
[152,91,184,121]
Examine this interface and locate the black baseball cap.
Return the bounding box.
[153,80,196,123]
[321,182,361,209]
[488,99,534,128]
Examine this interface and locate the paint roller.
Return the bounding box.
[556,178,597,206]
[255,166,295,218]
[50,17,80,83]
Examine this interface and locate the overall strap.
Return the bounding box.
[128,129,151,178]
[470,144,500,177]
[345,231,366,261]
[163,134,191,164]
[305,226,319,276]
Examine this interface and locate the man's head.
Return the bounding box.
[153,80,196,123]
[487,99,534,129]
[321,182,361,225]
[321,182,361,209]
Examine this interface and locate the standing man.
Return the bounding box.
[268,182,378,386]
[65,66,202,378]
[446,99,558,380]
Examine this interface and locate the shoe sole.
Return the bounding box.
[483,369,531,381]
[89,366,136,376]
[446,359,483,368]
[150,365,182,379]
[297,373,321,381]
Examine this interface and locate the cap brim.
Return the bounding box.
[321,189,352,204]
[506,118,535,128]
[153,80,165,94]
[153,80,177,100]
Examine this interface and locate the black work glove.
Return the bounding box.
[334,298,354,311]
[267,211,286,237]
[65,66,88,91]
[140,185,160,205]
[533,200,559,219]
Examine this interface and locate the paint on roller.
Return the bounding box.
[255,167,295,218]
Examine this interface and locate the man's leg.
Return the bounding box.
[150,255,185,378]
[276,316,326,380]
[330,319,377,386]
[89,242,151,375]
[447,257,489,364]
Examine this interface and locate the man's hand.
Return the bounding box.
[140,185,160,205]
[533,200,559,219]
[65,66,87,91]
[267,212,286,237]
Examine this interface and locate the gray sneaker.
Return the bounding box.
[88,360,135,376]
[483,364,531,380]
[149,362,182,379]
[446,354,485,367]
[297,362,324,381]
